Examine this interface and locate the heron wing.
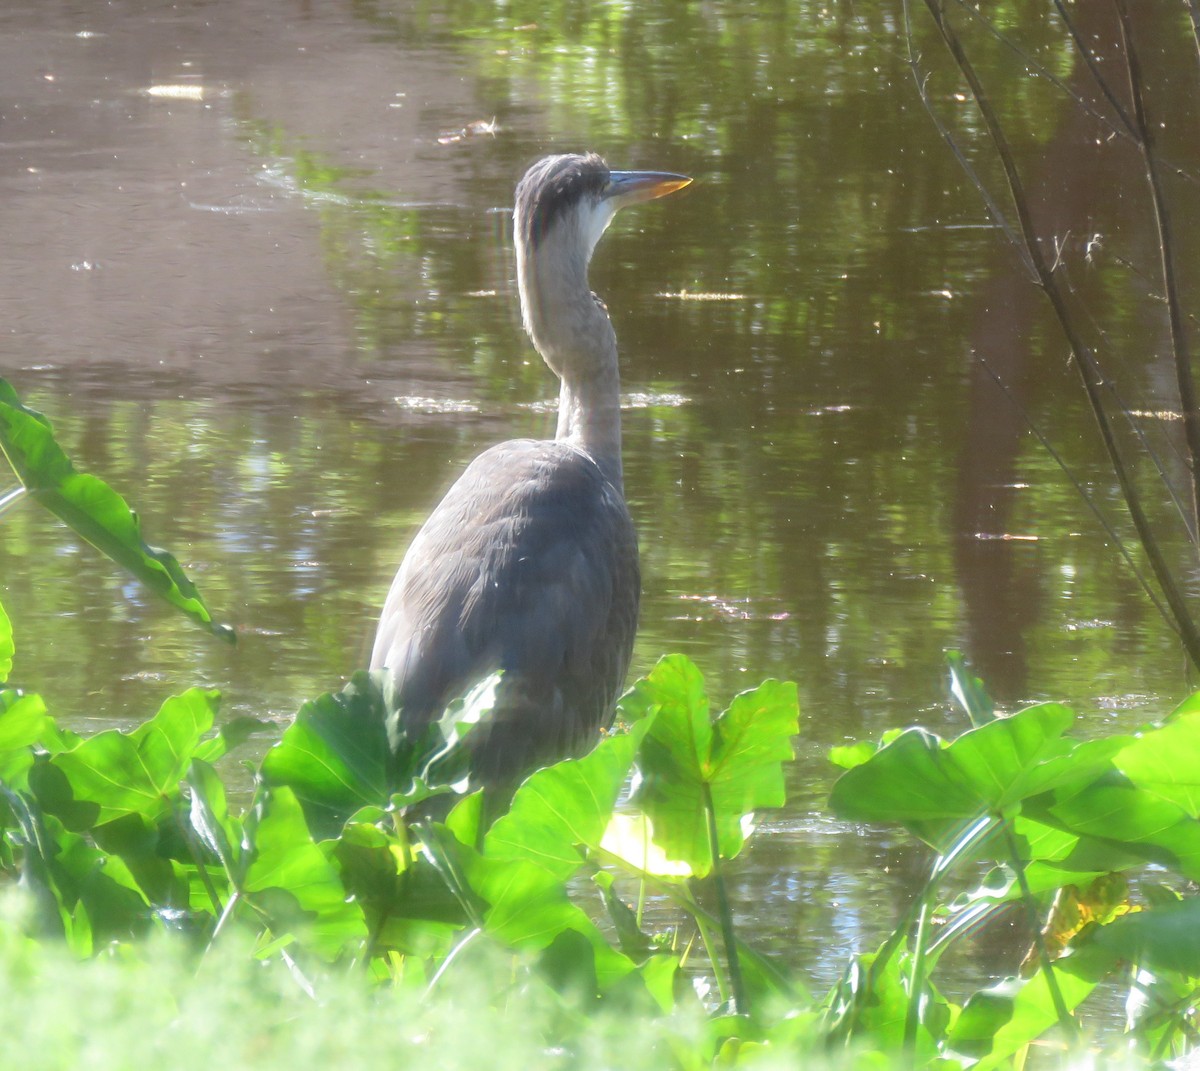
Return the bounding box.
[370,439,639,785]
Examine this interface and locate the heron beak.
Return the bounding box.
[604,170,693,209]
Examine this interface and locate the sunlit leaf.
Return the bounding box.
[192,716,271,765]
[1115,707,1200,818]
[600,813,693,877]
[0,689,48,787]
[628,655,798,876]
[638,952,680,1014]
[0,378,234,643]
[1013,815,1146,894]
[830,704,1127,848]
[49,689,220,825]
[260,671,391,838]
[827,740,877,771]
[468,852,635,989]
[1035,778,1200,883]
[830,950,945,1058]
[7,791,153,944]
[243,785,366,960]
[484,723,649,880]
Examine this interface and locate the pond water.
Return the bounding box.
[2,0,1198,995]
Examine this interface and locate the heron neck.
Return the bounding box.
[556,360,623,491]
[518,236,625,493]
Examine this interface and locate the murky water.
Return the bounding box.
[3,0,1198,994]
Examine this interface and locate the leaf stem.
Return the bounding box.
[904,898,932,1054]
[424,926,483,999]
[0,484,25,517]
[1001,820,1078,1045]
[702,781,747,1014]
[688,899,731,1007]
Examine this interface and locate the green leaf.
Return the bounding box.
[0,378,233,643]
[50,688,219,825]
[827,740,877,771]
[484,723,649,880]
[1035,776,1200,882]
[260,671,391,838]
[629,656,798,876]
[947,650,995,727]
[0,689,49,787]
[1090,897,1200,977]
[468,851,634,989]
[829,704,1126,849]
[243,785,367,961]
[1115,707,1200,818]
[187,758,242,879]
[192,716,271,765]
[835,950,945,1058]
[947,946,1110,1069]
[599,812,692,877]
[6,791,153,945]
[0,600,12,682]
[1013,815,1147,894]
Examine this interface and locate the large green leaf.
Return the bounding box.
[49,688,220,826]
[1115,704,1200,818]
[484,723,649,881]
[625,655,798,876]
[259,671,391,838]
[829,704,1126,849]
[1034,776,1200,882]
[0,379,233,643]
[1013,815,1147,894]
[243,785,367,961]
[4,791,153,945]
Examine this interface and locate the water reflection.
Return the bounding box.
[1,0,1196,996]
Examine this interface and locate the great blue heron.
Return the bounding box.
[370,152,691,796]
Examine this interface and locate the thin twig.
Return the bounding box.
[956,0,1132,141]
[1189,0,1200,67]
[902,0,1034,277]
[1051,0,1136,135]
[922,0,1200,671]
[1114,0,1200,543]
[972,352,1176,624]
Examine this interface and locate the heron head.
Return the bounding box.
[514,152,691,265]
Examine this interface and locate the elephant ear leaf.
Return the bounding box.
[626,655,799,877]
[0,378,233,643]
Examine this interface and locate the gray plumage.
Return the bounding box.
[371,152,690,793]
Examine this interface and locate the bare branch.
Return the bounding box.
[1114,0,1200,542]
[921,0,1200,669]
